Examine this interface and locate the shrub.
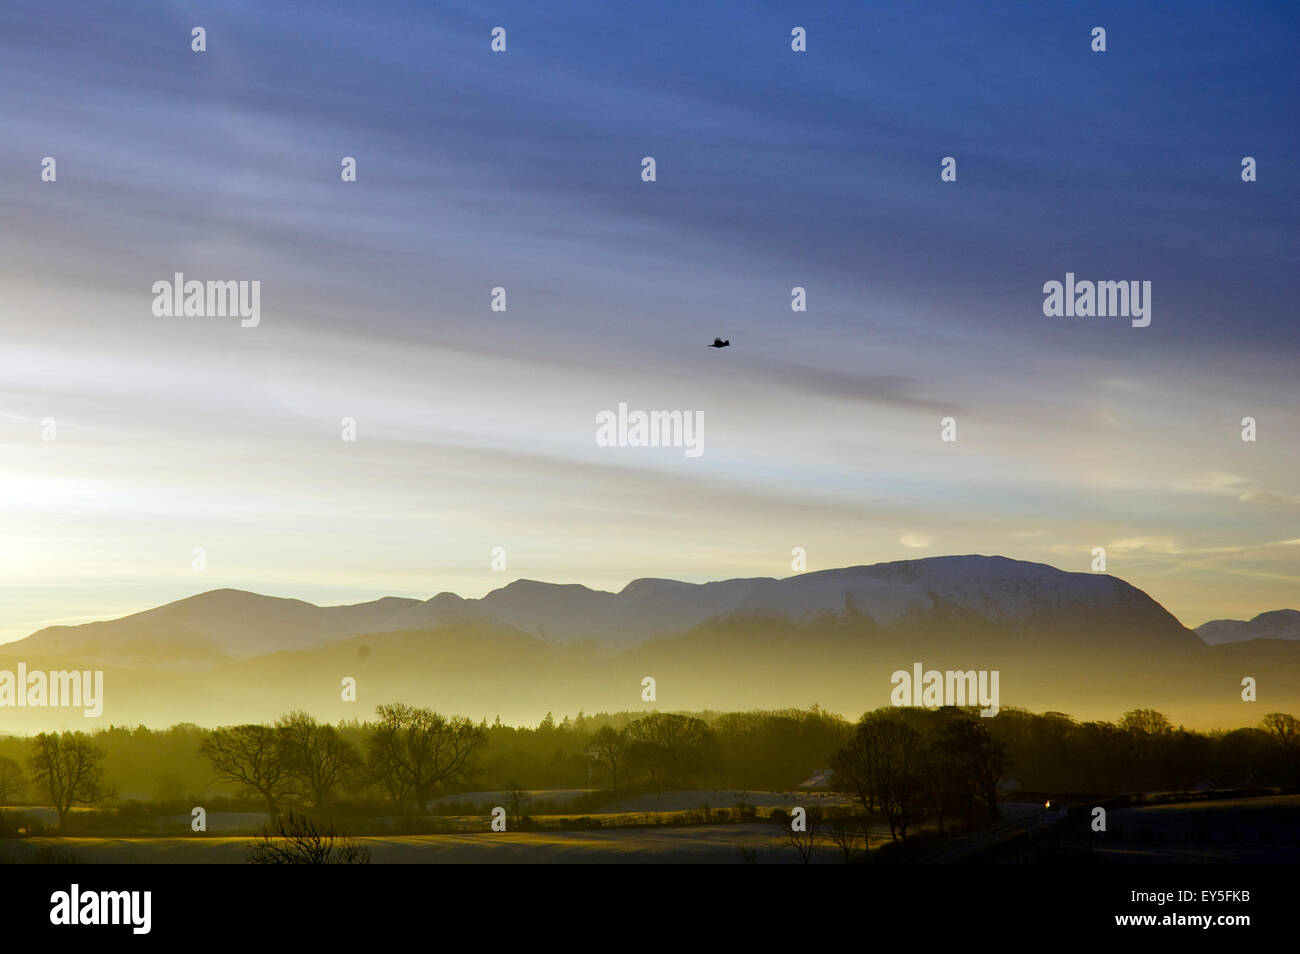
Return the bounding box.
[248,812,371,864]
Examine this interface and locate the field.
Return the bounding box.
[0,788,866,863]
[1090,795,1300,863]
[0,826,854,864]
[5,790,1298,864]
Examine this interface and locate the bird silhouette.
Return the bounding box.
[709,338,730,348]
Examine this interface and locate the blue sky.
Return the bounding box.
[0,0,1296,641]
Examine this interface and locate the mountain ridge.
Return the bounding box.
[8,554,1207,663]
[3,555,1298,730]
[1196,609,1300,645]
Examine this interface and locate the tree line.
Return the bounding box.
[200,708,731,818]
[2,706,1297,830]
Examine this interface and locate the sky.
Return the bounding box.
[0,0,1297,644]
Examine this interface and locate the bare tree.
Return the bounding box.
[0,756,27,806]
[365,704,488,813]
[934,714,1011,821]
[831,714,927,841]
[277,711,360,808]
[1260,712,1300,782]
[1120,709,1174,737]
[503,780,529,829]
[27,732,106,828]
[248,812,370,864]
[626,713,720,790]
[585,725,629,791]
[365,713,415,813]
[829,822,863,863]
[787,807,819,863]
[1260,712,1300,749]
[199,724,293,819]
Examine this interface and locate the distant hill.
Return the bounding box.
[9,554,1198,660]
[1196,610,1300,645]
[12,590,425,665]
[2,555,1295,730]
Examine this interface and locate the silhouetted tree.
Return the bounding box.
[1120,709,1173,737]
[934,713,1010,820]
[926,731,976,832]
[248,811,370,864]
[625,713,721,790]
[503,780,529,828]
[1259,712,1300,783]
[199,724,293,819]
[365,704,488,813]
[277,711,360,808]
[829,821,865,863]
[585,725,630,791]
[831,714,926,841]
[0,756,27,806]
[787,805,820,863]
[1259,712,1300,748]
[27,732,106,828]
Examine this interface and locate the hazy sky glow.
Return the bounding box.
[1,0,1297,643]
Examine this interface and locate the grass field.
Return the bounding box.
[3,793,1296,864]
[0,825,867,864]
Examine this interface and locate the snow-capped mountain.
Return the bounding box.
[8,555,1192,662]
[1196,609,1300,645]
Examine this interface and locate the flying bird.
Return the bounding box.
[709,338,730,348]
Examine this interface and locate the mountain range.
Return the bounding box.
[1195,610,1300,645]
[2,555,1296,731]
